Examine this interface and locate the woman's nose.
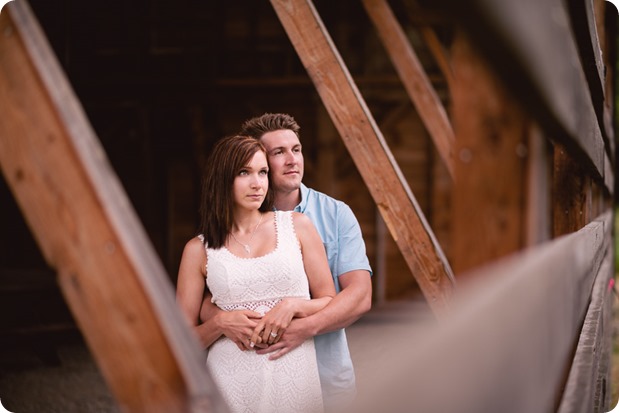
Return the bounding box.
[250,174,263,187]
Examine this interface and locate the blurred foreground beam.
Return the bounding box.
[0,2,227,412]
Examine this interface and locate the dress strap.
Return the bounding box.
[275,211,301,252]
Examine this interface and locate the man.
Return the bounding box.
[198,113,372,410]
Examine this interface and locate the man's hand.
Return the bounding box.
[255,317,313,360]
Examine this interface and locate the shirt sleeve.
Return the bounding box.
[335,203,373,279]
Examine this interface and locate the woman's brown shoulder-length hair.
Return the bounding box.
[198,135,273,248]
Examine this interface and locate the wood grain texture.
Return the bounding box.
[270,0,455,316]
[0,2,226,412]
[444,0,608,189]
[553,143,591,237]
[362,0,455,178]
[352,211,612,413]
[557,247,613,413]
[450,30,529,274]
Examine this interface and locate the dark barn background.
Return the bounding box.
[0,2,451,410]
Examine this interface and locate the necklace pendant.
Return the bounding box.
[243,245,251,254]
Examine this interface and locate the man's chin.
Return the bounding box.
[278,180,302,192]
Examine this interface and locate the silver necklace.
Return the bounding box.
[230,213,263,254]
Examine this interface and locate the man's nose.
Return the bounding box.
[285,151,296,164]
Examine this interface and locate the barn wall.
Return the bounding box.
[0,1,453,314]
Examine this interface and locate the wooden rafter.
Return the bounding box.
[402,0,455,89]
[270,0,455,316]
[0,2,226,412]
[362,0,455,179]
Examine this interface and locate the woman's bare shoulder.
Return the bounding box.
[180,236,207,276]
[182,236,207,258]
[291,211,312,227]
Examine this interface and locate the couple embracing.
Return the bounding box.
[176,113,372,413]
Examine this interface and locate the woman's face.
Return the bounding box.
[232,150,269,211]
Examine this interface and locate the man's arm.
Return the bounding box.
[256,269,371,360]
[198,294,263,350]
[303,270,371,334]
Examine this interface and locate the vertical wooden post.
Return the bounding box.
[552,144,590,236]
[524,124,552,246]
[450,29,530,274]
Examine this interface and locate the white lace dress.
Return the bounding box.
[204,211,324,413]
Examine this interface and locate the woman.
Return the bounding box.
[176,135,335,413]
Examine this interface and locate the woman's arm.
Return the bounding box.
[177,238,264,350]
[176,237,210,342]
[198,292,263,350]
[250,212,336,346]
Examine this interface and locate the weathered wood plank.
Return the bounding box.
[361,0,455,179]
[553,143,591,236]
[524,125,552,246]
[0,2,225,412]
[351,211,612,413]
[450,30,530,274]
[567,0,614,153]
[270,0,455,315]
[443,0,607,189]
[602,1,617,159]
[557,245,613,413]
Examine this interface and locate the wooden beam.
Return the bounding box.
[402,0,455,89]
[270,0,455,316]
[443,0,608,190]
[0,2,226,412]
[352,211,612,413]
[362,0,455,179]
[567,0,615,157]
[557,247,614,413]
[553,143,591,236]
[524,125,552,246]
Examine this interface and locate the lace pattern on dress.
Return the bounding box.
[202,211,323,413]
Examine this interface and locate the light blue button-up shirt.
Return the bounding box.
[292,183,372,406]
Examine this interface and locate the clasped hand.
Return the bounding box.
[223,299,297,351]
[249,298,297,348]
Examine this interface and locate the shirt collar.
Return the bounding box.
[272,183,308,213]
[296,183,309,213]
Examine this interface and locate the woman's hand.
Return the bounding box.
[250,298,300,347]
[215,309,263,350]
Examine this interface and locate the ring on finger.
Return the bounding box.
[270,331,278,338]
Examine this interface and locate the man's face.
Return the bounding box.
[260,129,304,193]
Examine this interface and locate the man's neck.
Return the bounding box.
[274,188,301,211]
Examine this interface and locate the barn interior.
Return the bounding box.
[2,0,616,411]
[0,0,450,410]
